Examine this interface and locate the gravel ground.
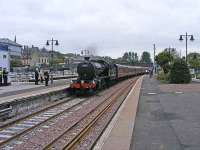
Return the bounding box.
[0,98,90,149]
[0,96,73,126]
[47,79,135,150]
[48,87,126,149]
[72,82,133,150]
[0,98,87,148]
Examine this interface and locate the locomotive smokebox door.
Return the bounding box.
[84,57,90,61]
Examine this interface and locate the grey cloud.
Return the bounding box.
[1,0,200,58]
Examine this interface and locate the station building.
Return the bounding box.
[0,38,22,57]
[0,45,10,71]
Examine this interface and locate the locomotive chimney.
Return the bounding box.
[84,57,90,61]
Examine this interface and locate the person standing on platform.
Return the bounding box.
[39,70,44,83]
[35,68,39,85]
[149,67,153,78]
[44,71,49,86]
[0,68,2,86]
[3,68,8,86]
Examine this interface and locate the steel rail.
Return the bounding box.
[63,79,136,150]
[0,96,88,147]
[43,78,137,150]
[90,79,135,149]
[0,96,73,129]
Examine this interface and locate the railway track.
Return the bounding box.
[0,77,139,149]
[0,96,89,148]
[43,78,137,150]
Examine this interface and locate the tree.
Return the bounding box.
[155,51,172,74]
[11,59,23,67]
[188,52,200,66]
[188,52,200,77]
[131,52,135,62]
[170,59,191,83]
[102,56,113,63]
[164,48,179,59]
[121,51,138,65]
[128,52,133,64]
[134,53,138,62]
[188,53,200,68]
[140,51,152,63]
[122,52,128,62]
[53,58,64,64]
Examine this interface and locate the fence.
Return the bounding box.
[9,71,76,82]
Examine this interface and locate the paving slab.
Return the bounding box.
[131,76,200,150]
[0,79,72,105]
[0,79,72,98]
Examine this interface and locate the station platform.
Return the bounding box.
[94,76,143,150]
[96,75,200,150]
[131,77,200,150]
[0,79,72,105]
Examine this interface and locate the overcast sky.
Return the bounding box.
[0,0,200,58]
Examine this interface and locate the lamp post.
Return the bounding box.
[46,38,59,84]
[179,32,194,64]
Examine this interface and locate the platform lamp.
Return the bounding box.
[179,32,194,64]
[46,38,59,84]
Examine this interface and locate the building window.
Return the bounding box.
[3,55,7,59]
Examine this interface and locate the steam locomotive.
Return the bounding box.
[70,57,148,93]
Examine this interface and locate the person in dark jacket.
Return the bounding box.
[149,67,153,78]
[0,68,2,86]
[35,68,39,85]
[44,71,49,86]
[3,68,8,86]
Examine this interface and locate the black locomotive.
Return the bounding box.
[70,57,148,93]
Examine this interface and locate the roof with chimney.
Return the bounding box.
[0,38,22,47]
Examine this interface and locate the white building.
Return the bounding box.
[0,38,22,57]
[0,45,10,71]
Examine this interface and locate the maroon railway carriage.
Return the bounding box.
[116,64,148,79]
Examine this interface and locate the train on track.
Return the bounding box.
[70,57,149,94]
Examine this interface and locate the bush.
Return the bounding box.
[169,59,191,83]
[157,71,169,81]
[196,74,200,79]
